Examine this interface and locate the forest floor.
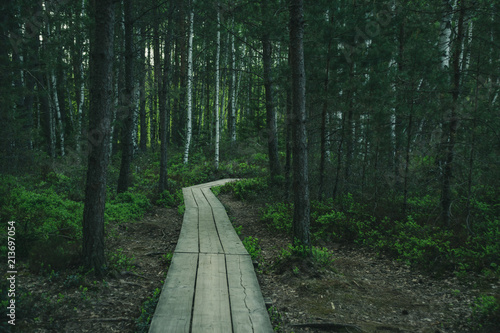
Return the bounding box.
[16,193,498,332]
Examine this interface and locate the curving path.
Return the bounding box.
[149,179,273,333]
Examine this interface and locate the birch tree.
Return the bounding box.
[261,0,281,181]
[215,4,221,170]
[184,0,195,164]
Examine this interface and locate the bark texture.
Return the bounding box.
[83,0,114,278]
[289,0,311,250]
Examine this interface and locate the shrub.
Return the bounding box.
[470,294,500,329]
[220,178,268,201]
[105,191,151,224]
[242,236,261,261]
[108,248,135,272]
[260,202,293,233]
[279,243,334,268]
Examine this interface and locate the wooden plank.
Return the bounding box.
[226,255,273,333]
[212,207,248,255]
[192,253,232,333]
[182,187,197,208]
[149,252,199,333]
[191,178,240,189]
[174,207,199,253]
[201,187,225,210]
[191,187,210,208]
[198,207,223,254]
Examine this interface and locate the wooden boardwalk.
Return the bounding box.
[149,179,273,333]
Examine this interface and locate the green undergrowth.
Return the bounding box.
[136,287,161,333]
[221,176,499,279]
[259,191,499,278]
[470,294,500,330]
[242,236,262,261]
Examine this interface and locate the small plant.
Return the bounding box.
[234,225,243,236]
[293,266,299,275]
[268,305,283,332]
[242,236,261,261]
[178,204,186,216]
[470,294,500,328]
[279,243,335,268]
[136,288,162,333]
[108,248,135,272]
[79,285,89,301]
[162,252,173,266]
[63,273,84,288]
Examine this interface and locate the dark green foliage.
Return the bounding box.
[260,190,499,276]
[260,202,293,233]
[278,243,334,268]
[105,191,151,224]
[108,248,135,272]
[470,294,500,330]
[219,178,269,201]
[242,236,261,261]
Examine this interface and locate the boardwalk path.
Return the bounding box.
[149,179,273,333]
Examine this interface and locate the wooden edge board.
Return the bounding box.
[174,207,199,253]
[149,253,199,333]
[191,187,211,208]
[200,187,225,209]
[182,188,198,208]
[212,207,248,255]
[226,255,273,333]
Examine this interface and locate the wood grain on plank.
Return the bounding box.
[175,207,199,253]
[226,254,274,333]
[198,207,223,254]
[211,207,248,255]
[182,187,197,208]
[192,253,232,333]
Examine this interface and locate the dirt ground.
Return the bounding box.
[16,207,182,332]
[15,193,498,332]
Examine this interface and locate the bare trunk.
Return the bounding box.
[83,0,114,278]
[289,0,311,251]
[262,12,281,180]
[215,6,221,170]
[117,0,134,194]
[319,39,331,200]
[229,21,237,143]
[51,71,65,156]
[183,1,194,164]
[159,11,173,193]
[441,0,465,226]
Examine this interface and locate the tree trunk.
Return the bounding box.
[261,8,281,181]
[139,24,147,153]
[289,0,311,251]
[83,0,114,278]
[51,70,65,157]
[117,0,134,194]
[159,10,173,194]
[441,0,465,226]
[229,20,237,143]
[215,5,221,170]
[319,39,331,200]
[183,0,194,164]
[75,0,86,154]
